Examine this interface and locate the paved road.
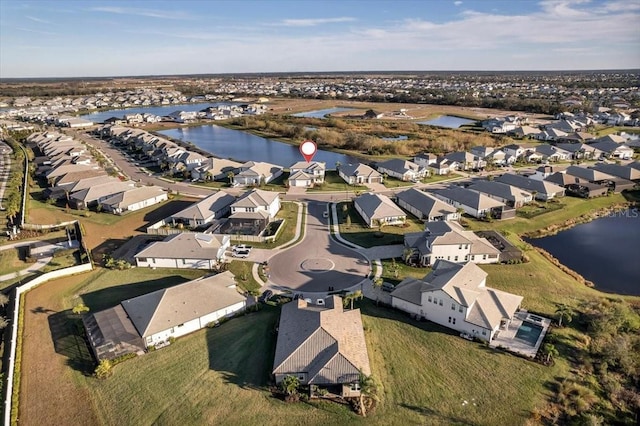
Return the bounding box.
[267,201,369,294]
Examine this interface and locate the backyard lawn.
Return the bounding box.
[307,170,367,192]
[233,202,301,249]
[380,258,431,286]
[337,202,423,248]
[43,298,559,426]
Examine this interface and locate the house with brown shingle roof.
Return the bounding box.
[390,260,523,341]
[272,296,371,397]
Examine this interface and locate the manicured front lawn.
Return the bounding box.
[380,258,431,285]
[308,170,367,192]
[337,202,423,248]
[227,260,262,293]
[380,176,414,189]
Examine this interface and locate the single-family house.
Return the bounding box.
[502,144,526,159]
[99,186,168,215]
[230,189,280,219]
[135,233,231,269]
[288,161,326,187]
[69,180,136,210]
[233,161,284,186]
[429,158,458,175]
[390,260,523,341]
[376,159,428,181]
[510,126,541,139]
[495,173,565,201]
[170,191,236,228]
[588,140,634,160]
[404,221,500,266]
[467,180,533,208]
[272,296,371,397]
[191,158,241,182]
[353,193,406,227]
[83,271,246,360]
[534,144,571,162]
[555,143,602,160]
[339,163,383,185]
[444,151,485,170]
[414,152,438,168]
[395,188,459,222]
[431,187,506,219]
[565,165,634,193]
[591,163,640,182]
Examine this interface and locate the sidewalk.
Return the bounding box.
[0,240,78,282]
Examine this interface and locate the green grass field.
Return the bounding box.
[337,202,423,247]
[380,258,430,286]
[66,300,559,426]
[307,171,368,192]
[227,260,261,293]
[0,248,26,276]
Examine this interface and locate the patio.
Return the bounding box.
[489,310,551,358]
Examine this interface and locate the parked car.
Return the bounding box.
[233,244,252,252]
[232,250,250,258]
[382,282,395,292]
[259,290,273,303]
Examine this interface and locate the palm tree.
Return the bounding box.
[372,277,383,306]
[281,375,300,397]
[542,343,559,364]
[555,304,574,327]
[357,372,380,417]
[226,171,234,184]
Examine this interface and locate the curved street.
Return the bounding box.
[267,201,369,294]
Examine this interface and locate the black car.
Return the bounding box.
[259,290,274,303]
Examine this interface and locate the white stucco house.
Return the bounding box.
[233,161,283,186]
[83,271,247,359]
[134,233,231,269]
[353,193,406,228]
[230,189,280,219]
[99,186,168,215]
[390,260,523,341]
[376,159,428,181]
[338,163,383,184]
[288,161,326,187]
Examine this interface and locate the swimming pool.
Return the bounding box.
[514,322,543,346]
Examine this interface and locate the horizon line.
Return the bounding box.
[2,68,639,82]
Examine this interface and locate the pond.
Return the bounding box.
[417,115,476,129]
[526,209,640,296]
[158,124,361,168]
[80,103,227,123]
[381,135,408,142]
[291,107,355,118]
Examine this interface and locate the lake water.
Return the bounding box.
[526,209,640,295]
[158,125,361,168]
[381,135,408,142]
[80,103,225,123]
[291,107,355,118]
[417,115,476,128]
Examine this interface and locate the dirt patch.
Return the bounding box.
[20,272,99,426]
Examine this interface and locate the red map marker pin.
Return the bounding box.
[299,140,317,163]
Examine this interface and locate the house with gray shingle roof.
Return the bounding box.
[272,296,371,397]
[588,139,633,160]
[289,161,326,186]
[376,158,428,181]
[83,271,246,360]
[495,173,565,201]
[590,163,640,182]
[135,232,231,269]
[353,193,406,228]
[467,180,533,208]
[431,186,505,219]
[233,161,283,186]
[395,188,459,222]
[338,163,383,184]
[99,186,168,215]
[170,190,236,228]
[404,221,500,266]
[390,260,523,342]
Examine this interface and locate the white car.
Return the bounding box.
[233,244,252,252]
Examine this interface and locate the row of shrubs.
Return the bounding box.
[535,247,594,287]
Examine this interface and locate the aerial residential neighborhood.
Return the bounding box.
[1,1,639,425]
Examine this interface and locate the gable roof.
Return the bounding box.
[70,180,136,203]
[121,271,244,337]
[272,297,371,383]
[376,158,422,175]
[590,163,640,181]
[172,191,236,221]
[135,232,228,260]
[340,163,381,178]
[432,186,505,211]
[396,188,457,218]
[238,161,283,177]
[100,186,166,209]
[565,165,617,182]
[354,193,405,221]
[495,173,565,196]
[232,189,279,209]
[589,140,632,154]
[289,161,326,172]
[467,180,532,204]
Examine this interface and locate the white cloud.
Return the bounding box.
[454,1,463,6]
[25,15,50,24]
[89,6,193,20]
[277,17,356,27]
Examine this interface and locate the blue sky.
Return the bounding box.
[1,0,639,78]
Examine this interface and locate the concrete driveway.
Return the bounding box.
[267,201,370,293]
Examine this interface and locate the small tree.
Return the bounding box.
[227,171,234,184]
[0,293,9,307]
[94,359,113,379]
[542,343,559,364]
[357,372,381,417]
[281,375,300,402]
[72,303,90,315]
[555,304,574,327]
[372,277,383,306]
[0,316,9,329]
